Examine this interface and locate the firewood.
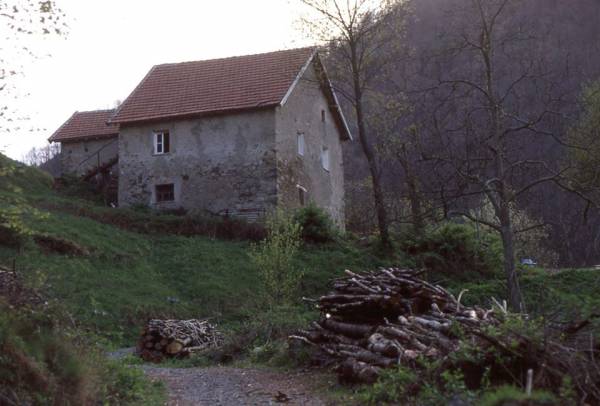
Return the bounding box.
[136,318,222,362]
[290,267,502,383]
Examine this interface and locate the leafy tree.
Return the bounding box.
[250,210,304,307]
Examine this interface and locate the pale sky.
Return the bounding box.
[1,0,314,160]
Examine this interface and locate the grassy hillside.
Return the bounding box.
[0,153,390,346]
[1,152,598,346]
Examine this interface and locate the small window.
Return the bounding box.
[297,184,307,206]
[321,109,326,123]
[154,130,170,154]
[321,146,330,171]
[155,184,174,202]
[297,133,305,156]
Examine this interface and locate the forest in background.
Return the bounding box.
[334,0,600,268]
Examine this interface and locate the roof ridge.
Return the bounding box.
[154,46,317,68]
[76,108,117,114]
[111,45,322,125]
[109,65,159,124]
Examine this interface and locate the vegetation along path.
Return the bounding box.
[142,366,326,405]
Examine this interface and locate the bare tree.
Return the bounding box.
[298,0,408,248]
[409,0,597,310]
[368,93,428,235]
[22,142,60,166]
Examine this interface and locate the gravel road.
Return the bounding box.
[142,366,328,406]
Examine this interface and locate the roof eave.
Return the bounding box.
[49,132,119,144]
[111,104,280,126]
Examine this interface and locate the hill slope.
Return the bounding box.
[0,153,387,345]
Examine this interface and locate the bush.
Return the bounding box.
[359,366,419,404]
[207,305,316,365]
[293,203,336,244]
[250,210,304,306]
[400,222,502,278]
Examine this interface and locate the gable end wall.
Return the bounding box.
[275,62,346,228]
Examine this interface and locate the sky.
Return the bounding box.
[1,0,313,160]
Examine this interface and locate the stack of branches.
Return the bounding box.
[137,319,222,362]
[290,268,600,402]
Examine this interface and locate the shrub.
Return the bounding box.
[207,305,316,365]
[359,366,419,404]
[400,222,502,278]
[250,210,304,306]
[293,203,336,243]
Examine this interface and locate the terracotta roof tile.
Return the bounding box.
[111,47,316,124]
[49,109,119,142]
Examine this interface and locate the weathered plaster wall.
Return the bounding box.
[118,110,278,217]
[275,62,347,228]
[60,136,118,176]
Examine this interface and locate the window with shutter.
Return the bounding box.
[154,130,171,154]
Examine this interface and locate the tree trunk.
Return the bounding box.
[498,204,524,312]
[407,176,424,235]
[398,145,423,235]
[350,45,391,249]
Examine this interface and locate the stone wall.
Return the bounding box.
[275,62,347,228]
[118,109,278,217]
[60,136,118,176]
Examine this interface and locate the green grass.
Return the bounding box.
[446,267,600,320]
[2,151,597,348]
[0,153,391,346]
[0,214,387,345]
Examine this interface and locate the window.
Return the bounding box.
[155,184,174,202]
[154,130,170,154]
[297,133,305,156]
[321,109,326,123]
[321,146,330,171]
[297,184,307,206]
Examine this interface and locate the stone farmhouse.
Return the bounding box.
[49,47,352,226]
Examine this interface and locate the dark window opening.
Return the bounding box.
[156,183,175,202]
[321,109,326,122]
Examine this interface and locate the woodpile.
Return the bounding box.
[291,268,501,383]
[137,319,222,362]
[291,268,600,402]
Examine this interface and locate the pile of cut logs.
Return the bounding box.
[290,268,500,383]
[137,319,222,362]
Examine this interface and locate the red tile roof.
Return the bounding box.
[110,47,317,124]
[49,109,119,143]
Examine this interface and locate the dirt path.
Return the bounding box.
[142,366,329,406]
